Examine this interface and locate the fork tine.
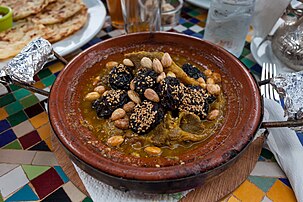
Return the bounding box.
[265,63,269,98]
[269,63,274,100]
[273,64,280,101]
[261,63,266,96]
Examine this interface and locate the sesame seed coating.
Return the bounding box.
[133,69,158,96]
[109,64,133,90]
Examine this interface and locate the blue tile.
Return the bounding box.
[54,166,69,183]
[179,18,187,24]
[0,119,10,133]
[251,64,262,75]
[189,18,200,24]
[297,133,303,146]
[88,38,102,46]
[0,129,17,147]
[182,29,195,35]
[279,178,292,188]
[191,33,203,39]
[5,184,39,201]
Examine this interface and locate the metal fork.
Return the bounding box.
[260,63,280,103]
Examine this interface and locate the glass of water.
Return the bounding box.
[204,0,255,57]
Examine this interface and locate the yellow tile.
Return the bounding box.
[48,62,64,73]
[0,107,8,119]
[219,194,231,202]
[29,112,49,129]
[196,14,207,21]
[33,81,45,89]
[267,180,296,202]
[233,180,265,202]
[227,195,241,202]
[44,136,53,151]
[37,123,51,140]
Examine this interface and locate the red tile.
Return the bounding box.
[19,130,41,149]
[31,167,64,199]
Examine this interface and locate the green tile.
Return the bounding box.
[37,68,52,79]
[4,101,23,115]
[248,176,277,192]
[20,95,39,108]
[241,48,250,57]
[241,57,255,68]
[0,193,3,202]
[9,84,21,91]
[182,22,194,28]
[7,110,28,127]
[188,10,200,17]
[3,140,22,149]
[13,88,31,100]
[41,74,56,87]
[83,197,93,202]
[22,165,51,180]
[0,93,15,108]
[260,148,275,160]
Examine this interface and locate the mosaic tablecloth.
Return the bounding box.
[0,1,301,201]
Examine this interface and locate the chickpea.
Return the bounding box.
[207,84,221,95]
[206,78,215,84]
[207,109,220,120]
[212,72,222,83]
[204,69,212,77]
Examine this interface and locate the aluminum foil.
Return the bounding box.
[271,71,303,120]
[0,38,54,83]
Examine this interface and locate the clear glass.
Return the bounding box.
[106,0,124,29]
[120,0,161,33]
[161,0,183,30]
[204,0,255,57]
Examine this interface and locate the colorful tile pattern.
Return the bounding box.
[0,1,298,201]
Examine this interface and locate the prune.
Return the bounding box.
[158,77,183,110]
[133,69,158,96]
[92,89,129,118]
[178,85,211,119]
[182,63,206,80]
[109,64,133,90]
[129,100,165,134]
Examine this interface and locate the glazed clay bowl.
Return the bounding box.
[49,32,262,193]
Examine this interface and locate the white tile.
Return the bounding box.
[34,93,48,102]
[63,181,86,202]
[108,29,125,38]
[0,150,36,164]
[32,151,59,166]
[0,166,29,198]
[173,24,187,32]
[251,162,286,178]
[189,25,203,33]
[12,120,34,138]
[262,196,273,202]
[96,30,108,38]
[0,163,19,176]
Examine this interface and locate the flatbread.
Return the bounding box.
[43,7,88,43]
[0,0,53,20]
[32,0,84,25]
[0,20,52,59]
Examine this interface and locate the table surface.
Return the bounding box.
[0,1,301,202]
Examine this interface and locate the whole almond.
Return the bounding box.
[93,76,100,86]
[207,109,220,121]
[128,90,141,104]
[130,79,135,90]
[107,136,124,147]
[167,71,176,78]
[123,101,136,112]
[197,77,205,84]
[206,78,215,84]
[84,92,100,101]
[106,61,118,69]
[207,84,221,95]
[111,108,126,121]
[123,58,134,67]
[204,69,212,76]
[144,88,160,102]
[212,72,222,83]
[93,85,106,94]
[140,57,152,68]
[161,52,172,67]
[152,58,163,73]
[114,118,129,129]
[144,146,162,155]
[157,72,166,83]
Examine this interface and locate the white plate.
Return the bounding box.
[250,37,295,75]
[185,0,210,9]
[0,0,106,68]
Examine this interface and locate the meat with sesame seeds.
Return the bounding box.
[109,64,133,90]
[133,69,158,96]
[92,89,129,118]
[158,77,183,110]
[182,63,206,80]
[129,100,165,134]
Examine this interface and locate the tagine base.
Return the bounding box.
[52,134,264,201]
